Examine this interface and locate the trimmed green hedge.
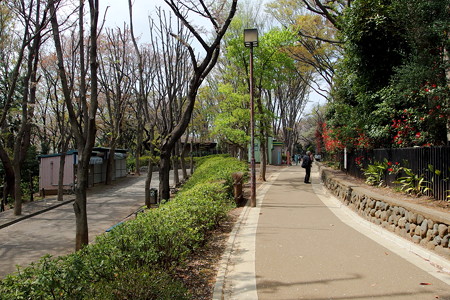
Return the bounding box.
[0,155,248,299]
[185,154,248,192]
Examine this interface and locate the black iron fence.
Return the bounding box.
[334,147,450,200]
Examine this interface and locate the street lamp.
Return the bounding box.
[244,28,258,208]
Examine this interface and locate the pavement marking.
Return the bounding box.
[213,171,282,300]
[312,174,450,286]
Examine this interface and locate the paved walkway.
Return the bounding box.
[214,164,450,300]
[0,173,169,278]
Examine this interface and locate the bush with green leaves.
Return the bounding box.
[363,160,388,187]
[184,155,248,194]
[0,155,247,299]
[394,167,431,197]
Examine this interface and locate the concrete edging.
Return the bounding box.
[319,163,450,259]
[213,170,283,300]
[0,199,75,230]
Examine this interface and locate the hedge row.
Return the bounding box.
[0,155,248,299]
[186,154,248,192]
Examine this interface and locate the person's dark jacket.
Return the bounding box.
[301,155,312,168]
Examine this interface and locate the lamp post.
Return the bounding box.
[244,28,258,208]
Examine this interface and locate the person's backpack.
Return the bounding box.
[301,155,309,168]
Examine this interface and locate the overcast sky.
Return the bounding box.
[101,0,168,43]
[99,0,327,110]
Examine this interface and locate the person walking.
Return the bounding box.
[301,151,313,183]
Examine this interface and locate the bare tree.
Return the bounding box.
[149,8,191,199]
[126,0,147,177]
[270,70,311,154]
[128,0,159,205]
[155,0,238,200]
[0,2,16,212]
[98,27,134,185]
[0,0,51,214]
[39,53,73,201]
[49,0,100,250]
[297,103,326,151]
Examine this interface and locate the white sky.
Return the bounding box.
[99,0,327,111]
[101,0,168,43]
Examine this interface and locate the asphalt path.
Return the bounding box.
[0,171,177,278]
[215,164,450,300]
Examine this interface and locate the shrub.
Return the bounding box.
[0,155,246,299]
[363,160,388,186]
[126,156,136,172]
[394,167,431,197]
[86,266,190,299]
[184,155,248,193]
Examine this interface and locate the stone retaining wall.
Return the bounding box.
[320,165,450,259]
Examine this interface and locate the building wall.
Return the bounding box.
[39,150,128,193]
[39,155,75,191]
[272,145,283,165]
[249,137,274,164]
[115,158,127,178]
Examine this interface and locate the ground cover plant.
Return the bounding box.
[363,160,388,187]
[0,155,248,299]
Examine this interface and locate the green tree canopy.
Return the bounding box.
[327,0,450,149]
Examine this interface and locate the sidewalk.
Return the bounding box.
[214,164,450,300]
[0,175,150,278]
[0,195,75,230]
[0,175,148,230]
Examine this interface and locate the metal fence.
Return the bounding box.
[335,147,450,200]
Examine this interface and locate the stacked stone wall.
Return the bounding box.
[320,166,450,259]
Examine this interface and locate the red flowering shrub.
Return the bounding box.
[322,122,374,154]
[355,131,371,149]
[390,83,449,147]
[322,122,345,153]
[391,108,428,147]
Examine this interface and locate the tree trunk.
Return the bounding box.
[144,127,155,205]
[49,0,99,250]
[180,135,188,180]
[159,153,171,201]
[29,173,34,202]
[57,137,71,201]
[259,136,267,181]
[180,151,188,181]
[190,133,194,175]
[74,156,89,250]
[13,163,22,215]
[445,31,450,144]
[105,145,116,185]
[0,149,14,212]
[135,125,143,176]
[1,184,7,212]
[256,94,267,181]
[12,33,39,215]
[172,147,180,187]
[145,160,153,207]
[2,178,14,212]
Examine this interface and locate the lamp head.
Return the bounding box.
[244,28,258,47]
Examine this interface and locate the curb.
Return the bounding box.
[212,196,252,300]
[0,198,75,230]
[213,170,284,300]
[314,180,450,281]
